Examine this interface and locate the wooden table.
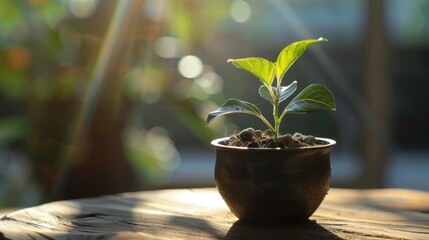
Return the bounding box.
[0,188,428,240]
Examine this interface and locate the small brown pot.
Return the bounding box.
[212,137,336,225]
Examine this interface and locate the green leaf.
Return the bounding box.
[278,80,297,103]
[285,84,336,113]
[258,85,275,104]
[206,98,263,125]
[276,38,328,83]
[259,80,297,104]
[228,57,275,86]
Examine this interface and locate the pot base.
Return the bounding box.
[219,192,328,225]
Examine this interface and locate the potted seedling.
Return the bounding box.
[206,38,336,225]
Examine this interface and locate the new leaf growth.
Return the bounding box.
[207,38,336,141]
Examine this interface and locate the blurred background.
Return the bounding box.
[0,0,428,208]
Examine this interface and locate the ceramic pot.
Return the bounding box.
[211,137,336,225]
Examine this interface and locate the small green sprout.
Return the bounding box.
[206,38,336,141]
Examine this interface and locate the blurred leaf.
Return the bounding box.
[170,1,193,46]
[169,0,230,47]
[56,71,78,99]
[0,70,28,99]
[33,75,54,100]
[285,84,336,113]
[175,105,217,143]
[0,116,29,145]
[0,0,23,30]
[123,127,179,185]
[38,0,65,28]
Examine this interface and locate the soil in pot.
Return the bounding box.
[222,127,322,149]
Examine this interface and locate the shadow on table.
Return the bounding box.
[168,215,225,239]
[225,220,341,240]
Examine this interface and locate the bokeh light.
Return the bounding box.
[5,45,31,71]
[178,55,203,79]
[154,36,181,59]
[195,72,223,95]
[144,0,169,22]
[190,70,224,100]
[229,0,252,23]
[123,67,163,103]
[123,127,180,186]
[69,0,97,18]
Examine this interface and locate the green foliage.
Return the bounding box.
[276,38,328,84]
[228,58,275,86]
[207,38,336,141]
[259,81,297,105]
[285,84,337,113]
[206,98,269,128]
[0,116,29,146]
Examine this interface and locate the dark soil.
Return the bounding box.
[221,128,321,149]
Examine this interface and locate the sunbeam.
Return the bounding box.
[53,1,135,198]
[268,0,392,151]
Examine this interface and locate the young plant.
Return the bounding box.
[206,38,336,141]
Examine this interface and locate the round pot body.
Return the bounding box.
[212,137,336,225]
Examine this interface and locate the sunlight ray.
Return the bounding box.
[54,1,135,198]
[268,0,391,150]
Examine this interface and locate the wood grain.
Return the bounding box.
[0,188,428,239]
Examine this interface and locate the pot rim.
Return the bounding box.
[211,137,336,152]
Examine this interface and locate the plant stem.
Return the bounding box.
[273,102,279,141]
[273,79,281,141]
[259,115,275,134]
[274,118,281,141]
[279,111,286,123]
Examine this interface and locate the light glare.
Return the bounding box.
[230,0,252,23]
[195,72,223,95]
[144,0,168,22]
[154,36,181,58]
[178,55,203,79]
[69,0,97,18]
